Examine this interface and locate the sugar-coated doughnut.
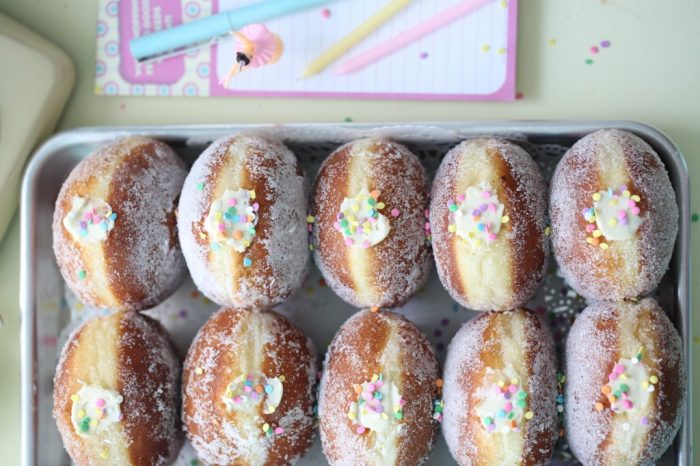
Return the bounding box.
[430,139,547,312]
[319,309,440,466]
[550,129,678,301]
[178,135,309,309]
[182,308,317,466]
[442,309,558,466]
[565,298,686,466]
[52,137,187,311]
[310,139,430,308]
[53,311,182,466]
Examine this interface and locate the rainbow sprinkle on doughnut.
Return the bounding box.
[335,188,391,248]
[475,367,533,434]
[447,184,509,248]
[582,185,643,249]
[596,349,658,426]
[347,373,404,435]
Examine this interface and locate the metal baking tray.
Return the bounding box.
[20,122,692,465]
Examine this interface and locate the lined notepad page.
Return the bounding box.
[214,0,515,99]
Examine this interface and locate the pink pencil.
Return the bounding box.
[335,0,494,76]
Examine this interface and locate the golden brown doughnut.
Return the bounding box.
[442,309,558,466]
[52,137,187,311]
[310,139,430,308]
[319,309,440,466]
[565,298,686,465]
[430,138,547,311]
[182,308,317,465]
[178,135,309,309]
[53,311,182,465]
[550,129,678,301]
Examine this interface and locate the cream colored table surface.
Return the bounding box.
[1,0,698,464]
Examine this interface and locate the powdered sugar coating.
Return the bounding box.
[319,310,439,466]
[178,134,309,309]
[311,139,431,308]
[52,137,187,312]
[430,138,548,312]
[53,311,182,465]
[442,309,558,466]
[565,298,686,465]
[182,308,317,466]
[550,129,678,301]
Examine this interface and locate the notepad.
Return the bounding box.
[95,0,518,100]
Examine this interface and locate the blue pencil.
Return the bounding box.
[130,0,337,61]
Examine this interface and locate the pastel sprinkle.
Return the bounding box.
[274,427,284,434]
[195,367,203,375]
[590,46,599,54]
[600,40,611,48]
[390,208,400,217]
[585,58,594,65]
[243,257,252,267]
[78,270,87,280]
[196,182,205,191]
[321,8,331,18]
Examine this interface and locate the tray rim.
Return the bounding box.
[19,120,692,466]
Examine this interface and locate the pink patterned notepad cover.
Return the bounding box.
[95,0,518,100]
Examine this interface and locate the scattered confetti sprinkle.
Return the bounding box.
[243,257,252,267]
[344,117,353,122]
[600,39,611,48]
[548,38,557,46]
[481,44,491,52]
[497,47,506,55]
[590,46,599,54]
[515,92,524,100]
[691,213,698,223]
[500,0,507,8]
[78,270,87,280]
[196,182,205,191]
[585,58,594,65]
[195,367,203,375]
[419,52,429,59]
[321,8,331,18]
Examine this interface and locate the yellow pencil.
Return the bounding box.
[302,0,412,78]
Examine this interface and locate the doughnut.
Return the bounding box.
[52,136,187,311]
[565,298,686,465]
[550,129,678,301]
[178,134,309,309]
[430,138,547,312]
[442,309,558,466]
[182,307,317,466]
[319,309,440,466]
[310,139,430,308]
[53,311,181,466]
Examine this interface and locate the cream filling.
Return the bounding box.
[452,145,512,309]
[606,309,657,464]
[222,375,283,415]
[205,188,258,253]
[590,187,643,241]
[71,384,123,437]
[336,187,390,248]
[451,183,506,245]
[63,196,116,243]
[346,151,376,305]
[474,314,527,465]
[348,379,403,433]
[593,134,641,291]
[474,365,529,435]
[206,142,246,304]
[68,312,130,464]
[220,312,272,466]
[368,326,403,463]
